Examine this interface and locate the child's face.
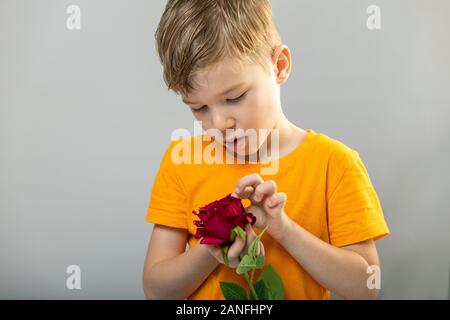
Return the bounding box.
[181,54,283,157]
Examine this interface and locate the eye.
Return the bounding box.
[193,105,207,113]
[226,91,247,104]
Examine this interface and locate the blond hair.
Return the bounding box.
[155,0,282,95]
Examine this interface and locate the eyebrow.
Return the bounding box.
[182,83,245,105]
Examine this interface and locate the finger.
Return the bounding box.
[245,225,265,257]
[227,233,246,260]
[245,204,266,229]
[207,245,221,256]
[231,186,254,199]
[266,192,287,209]
[253,180,277,203]
[234,174,264,196]
[245,222,257,238]
[206,245,224,263]
[242,224,257,256]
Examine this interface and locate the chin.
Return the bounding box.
[224,135,265,159]
[236,144,260,158]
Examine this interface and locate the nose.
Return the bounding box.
[210,108,234,132]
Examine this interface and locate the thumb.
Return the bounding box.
[265,192,287,211]
[242,223,258,256]
[245,223,257,238]
[245,223,265,256]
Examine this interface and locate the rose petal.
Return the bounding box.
[192,193,253,247]
[202,215,236,241]
[200,236,227,245]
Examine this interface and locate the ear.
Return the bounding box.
[272,44,292,84]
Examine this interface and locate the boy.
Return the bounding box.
[143,0,389,300]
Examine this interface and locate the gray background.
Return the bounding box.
[1,0,449,299]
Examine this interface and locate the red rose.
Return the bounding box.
[193,193,256,245]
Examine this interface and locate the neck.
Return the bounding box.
[242,111,299,163]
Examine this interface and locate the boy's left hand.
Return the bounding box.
[231,173,293,242]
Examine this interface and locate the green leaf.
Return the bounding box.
[256,264,285,300]
[249,284,261,300]
[255,255,265,269]
[229,226,246,243]
[229,230,237,243]
[247,226,268,259]
[219,281,248,300]
[233,226,246,240]
[222,246,230,267]
[236,255,256,275]
[248,237,260,259]
[254,279,271,300]
[223,226,246,268]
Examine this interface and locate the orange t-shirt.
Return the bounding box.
[145,128,390,299]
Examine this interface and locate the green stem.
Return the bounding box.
[244,272,259,300]
[250,267,255,285]
[237,255,259,300]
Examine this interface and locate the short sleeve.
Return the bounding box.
[327,147,390,247]
[145,140,188,229]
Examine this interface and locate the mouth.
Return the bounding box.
[225,136,246,150]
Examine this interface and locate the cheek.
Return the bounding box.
[245,90,276,129]
[236,98,272,153]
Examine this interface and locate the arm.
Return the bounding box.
[277,218,381,300]
[142,224,220,300]
[232,174,383,300]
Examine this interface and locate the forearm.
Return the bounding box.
[276,219,375,299]
[143,242,219,299]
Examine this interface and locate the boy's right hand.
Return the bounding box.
[205,224,265,268]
